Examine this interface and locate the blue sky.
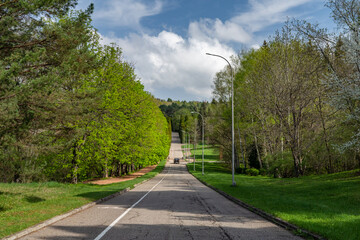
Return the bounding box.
[77,0,336,101]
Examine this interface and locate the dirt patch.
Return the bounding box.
[87,165,157,185]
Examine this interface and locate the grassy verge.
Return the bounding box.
[0,159,166,238]
[182,144,220,162]
[188,161,360,240]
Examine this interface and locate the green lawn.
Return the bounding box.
[188,161,360,240]
[0,159,166,238]
[182,144,220,162]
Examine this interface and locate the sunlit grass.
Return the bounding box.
[0,159,166,238]
[188,161,360,240]
[182,144,220,162]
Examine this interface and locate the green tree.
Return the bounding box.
[0,0,98,182]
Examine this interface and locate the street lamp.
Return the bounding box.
[206,53,236,186]
[193,118,196,171]
[181,130,186,161]
[191,111,204,175]
[187,132,191,162]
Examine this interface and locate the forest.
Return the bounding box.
[161,0,360,177]
[0,1,171,183]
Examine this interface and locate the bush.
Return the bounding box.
[259,168,267,176]
[245,168,259,176]
[264,152,295,178]
[235,164,246,174]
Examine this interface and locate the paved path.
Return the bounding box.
[19,133,300,240]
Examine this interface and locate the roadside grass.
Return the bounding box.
[182,144,220,162]
[188,161,360,240]
[0,159,166,238]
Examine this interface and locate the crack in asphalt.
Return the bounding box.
[188,179,233,240]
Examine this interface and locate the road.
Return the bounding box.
[19,133,300,240]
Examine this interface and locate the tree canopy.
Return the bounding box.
[207,0,360,177]
[0,0,170,183]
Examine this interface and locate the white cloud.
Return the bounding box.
[186,0,317,45]
[251,44,261,50]
[231,0,317,32]
[95,0,324,101]
[101,31,235,100]
[92,0,163,29]
[189,18,252,44]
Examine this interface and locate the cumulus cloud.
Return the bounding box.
[101,31,235,100]
[95,0,322,100]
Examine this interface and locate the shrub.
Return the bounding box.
[245,168,259,176]
[259,168,267,176]
[235,164,246,174]
[264,152,295,178]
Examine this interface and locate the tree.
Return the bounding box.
[210,24,329,176]
[325,0,360,152]
[0,0,98,182]
[0,1,170,183]
[293,0,360,170]
[246,28,326,176]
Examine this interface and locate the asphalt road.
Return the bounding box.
[19,133,300,240]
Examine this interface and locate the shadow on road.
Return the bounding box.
[46,222,289,240]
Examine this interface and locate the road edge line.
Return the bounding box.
[187,168,325,240]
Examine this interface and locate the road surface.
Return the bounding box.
[19,133,300,240]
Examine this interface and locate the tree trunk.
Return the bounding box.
[252,118,263,169]
[263,135,269,169]
[244,134,248,168]
[291,142,303,177]
[254,132,263,169]
[317,98,333,173]
[118,163,123,176]
[237,126,246,168]
[104,160,108,178]
[219,147,223,161]
[234,146,239,169]
[72,165,78,184]
[124,163,129,175]
[72,142,78,184]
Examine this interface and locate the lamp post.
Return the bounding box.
[191,111,204,175]
[188,132,190,162]
[193,118,196,171]
[206,53,236,186]
[182,130,187,161]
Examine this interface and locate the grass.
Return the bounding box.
[188,160,360,240]
[182,144,220,162]
[0,159,166,238]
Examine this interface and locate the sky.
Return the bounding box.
[76,0,337,101]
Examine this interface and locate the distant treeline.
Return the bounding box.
[0,1,171,183]
[159,100,208,140]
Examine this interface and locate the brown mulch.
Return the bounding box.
[86,165,157,185]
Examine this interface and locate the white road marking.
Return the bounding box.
[94,174,167,240]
